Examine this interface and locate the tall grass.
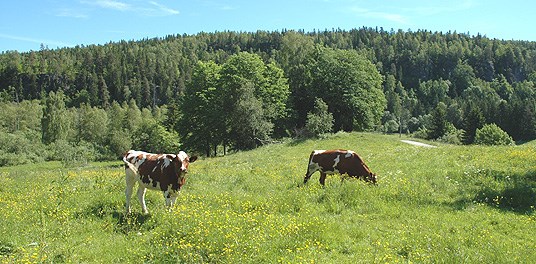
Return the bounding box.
[0,132,534,263]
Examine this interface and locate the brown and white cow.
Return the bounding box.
[304,149,377,186]
[123,150,197,214]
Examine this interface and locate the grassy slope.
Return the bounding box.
[0,132,535,263]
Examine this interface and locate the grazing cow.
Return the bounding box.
[304,149,377,186]
[123,150,197,214]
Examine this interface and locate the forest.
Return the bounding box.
[1,27,536,165]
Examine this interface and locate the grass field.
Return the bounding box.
[1,132,535,263]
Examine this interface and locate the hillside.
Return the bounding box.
[0,132,534,262]
[2,29,536,166]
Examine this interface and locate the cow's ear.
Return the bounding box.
[189,156,198,163]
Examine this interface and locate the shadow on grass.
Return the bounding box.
[113,212,153,234]
[79,201,154,234]
[0,241,15,257]
[287,137,308,146]
[459,169,536,214]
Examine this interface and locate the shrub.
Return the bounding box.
[132,121,181,153]
[106,130,132,159]
[0,131,45,166]
[304,98,334,138]
[438,124,465,145]
[46,140,97,167]
[412,127,429,139]
[383,119,399,133]
[474,123,514,146]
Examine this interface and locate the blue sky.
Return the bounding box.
[1,0,534,52]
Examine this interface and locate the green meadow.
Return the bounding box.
[0,132,535,263]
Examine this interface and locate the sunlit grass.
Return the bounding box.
[0,132,535,263]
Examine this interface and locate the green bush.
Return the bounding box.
[0,131,45,166]
[132,121,181,153]
[304,98,334,138]
[438,124,465,145]
[412,127,429,139]
[383,119,399,133]
[46,140,98,167]
[474,123,514,146]
[106,130,132,159]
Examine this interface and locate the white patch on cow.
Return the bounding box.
[178,151,190,171]
[344,151,353,158]
[323,155,341,174]
[177,151,188,161]
[135,158,146,168]
[163,157,171,168]
[313,150,326,155]
[129,150,145,156]
[127,151,148,169]
[308,162,321,174]
[333,155,341,167]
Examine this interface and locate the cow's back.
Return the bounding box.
[123,150,180,191]
[339,151,372,177]
[309,150,340,172]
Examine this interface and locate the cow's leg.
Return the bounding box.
[303,173,312,184]
[137,186,148,214]
[319,172,327,186]
[164,193,179,211]
[170,195,178,207]
[164,191,172,207]
[125,169,137,214]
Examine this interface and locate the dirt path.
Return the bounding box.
[400,140,437,148]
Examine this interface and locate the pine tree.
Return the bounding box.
[98,76,110,108]
[520,103,536,140]
[428,102,449,140]
[463,105,485,144]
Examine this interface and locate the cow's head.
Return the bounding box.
[366,172,377,184]
[176,151,197,173]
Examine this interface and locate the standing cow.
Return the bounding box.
[123,150,197,214]
[304,149,377,186]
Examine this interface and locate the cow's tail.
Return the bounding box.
[122,155,139,175]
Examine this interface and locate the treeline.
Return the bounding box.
[0,96,175,166]
[1,28,536,165]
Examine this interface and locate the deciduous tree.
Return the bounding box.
[307,46,386,131]
[41,91,70,144]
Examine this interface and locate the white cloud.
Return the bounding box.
[349,6,409,24]
[79,0,179,16]
[55,8,89,18]
[221,5,238,11]
[148,1,180,16]
[91,0,131,11]
[0,33,74,49]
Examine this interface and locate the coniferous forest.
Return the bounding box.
[2,28,536,165]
